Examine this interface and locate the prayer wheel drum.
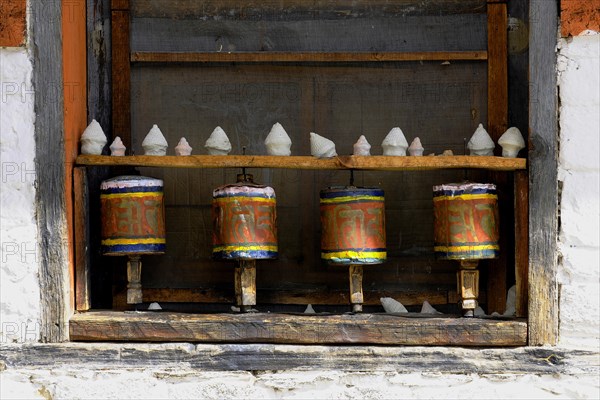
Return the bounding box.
[320,186,386,312]
[100,175,165,304]
[433,182,499,315]
[433,182,499,260]
[212,176,278,260]
[100,175,166,255]
[320,187,386,265]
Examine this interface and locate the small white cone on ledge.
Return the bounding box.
[380,297,408,313]
[310,132,337,158]
[175,137,193,156]
[304,304,316,314]
[80,119,107,155]
[142,124,168,156]
[408,137,424,156]
[420,300,442,314]
[353,135,371,156]
[498,127,525,158]
[382,127,409,156]
[109,136,126,156]
[265,122,292,156]
[467,123,495,156]
[205,126,232,155]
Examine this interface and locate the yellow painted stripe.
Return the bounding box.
[213,245,277,252]
[101,192,163,199]
[101,238,166,246]
[320,195,384,204]
[433,193,497,202]
[434,244,499,252]
[322,251,386,260]
[213,197,275,204]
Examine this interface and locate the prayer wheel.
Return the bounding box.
[433,182,499,316]
[101,175,166,304]
[320,186,386,312]
[212,174,277,312]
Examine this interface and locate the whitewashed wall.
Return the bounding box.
[0,45,40,344]
[557,32,600,350]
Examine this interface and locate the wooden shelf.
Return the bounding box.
[76,155,525,171]
[70,311,527,346]
[131,51,488,63]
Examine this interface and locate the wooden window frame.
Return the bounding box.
[35,0,558,345]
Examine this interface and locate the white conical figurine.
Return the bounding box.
[109,136,126,156]
[175,137,192,156]
[142,124,168,155]
[420,300,442,314]
[310,132,337,158]
[503,285,516,316]
[80,119,107,155]
[353,135,371,156]
[381,127,409,156]
[304,304,316,314]
[498,127,525,158]
[408,137,424,156]
[264,122,292,156]
[380,297,408,313]
[467,124,495,156]
[205,126,232,155]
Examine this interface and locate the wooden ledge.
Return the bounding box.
[70,311,527,346]
[76,155,526,171]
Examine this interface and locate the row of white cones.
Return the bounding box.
[81,120,525,158]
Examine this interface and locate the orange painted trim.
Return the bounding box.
[560,0,600,37]
[0,0,26,47]
[62,0,88,311]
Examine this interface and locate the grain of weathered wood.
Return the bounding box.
[69,311,527,346]
[32,0,69,342]
[111,8,131,150]
[131,51,488,63]
[1,343,578,374]
[76,155,526,171]
[514,170,529,318]
[74,168,91,311]
[528,0,559,346]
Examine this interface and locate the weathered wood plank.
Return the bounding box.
[111,8,131,150]
[131,51,488,63]
[1,343,580,374]
[514,170,529,318]
[485,2,509,314]
[32,0,69,342]
[74,167,91,311]
[76,155,526,171]
[69,311,527,346]
[528,0,559,345]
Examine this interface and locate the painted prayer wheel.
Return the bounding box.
[100,175,165,305]
[433,182,499,260]
[432,182,499,316]
[212,175,278,260]
[320,187,386,265]
[100,175,166,255]
[320,186,386,312]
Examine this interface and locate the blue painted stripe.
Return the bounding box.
[212,250,278,260]
[320,188,384,199]
[435,249,499,259]
[102,243,166,254]
[101,186,163,194]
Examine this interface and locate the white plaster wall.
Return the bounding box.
[557,32,600,350]
[0,46,40,344]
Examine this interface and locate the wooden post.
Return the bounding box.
[111,0,131,150]
[349,265,364,313]
[74,167,91,310]
[514,170,529,317]
[126,255,142,304]
[458,261,480,317]
[234,260,257,312]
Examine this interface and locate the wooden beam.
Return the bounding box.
[32,0,69,343]
[76,155,526,171]
[131,51,488,64]
[69,311,527,346]
[1,343,576,374]
[528,0,559,345]
[111,7,131,150]
[74,167,91,311]
[514,170,529,317]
